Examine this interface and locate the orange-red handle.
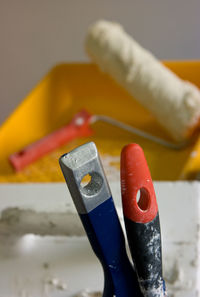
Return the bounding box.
[120,143,166,296]
[9,110,93,171]
[120,143,158,224]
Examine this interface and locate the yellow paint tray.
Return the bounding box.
[0,62,200,182]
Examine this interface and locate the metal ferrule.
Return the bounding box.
[59,142,112,214]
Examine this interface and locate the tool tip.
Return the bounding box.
[59,142,112,214]
[59,141,97,170]
[120,143,158,223]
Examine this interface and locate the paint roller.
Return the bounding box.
[85,20,200,143]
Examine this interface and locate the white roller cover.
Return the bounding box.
[85,20,200,142]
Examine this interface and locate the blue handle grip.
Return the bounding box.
[80,197,142,297]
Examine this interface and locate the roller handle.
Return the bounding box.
[9,110,93,171]
[121,143,166,297]
[80,197,142,297]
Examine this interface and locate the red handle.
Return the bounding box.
[9,110,93,171]
[120,143,158,223]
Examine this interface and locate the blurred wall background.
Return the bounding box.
[1,0,200,124]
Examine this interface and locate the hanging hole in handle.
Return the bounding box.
[80,172,103,197]
[80,174,92,186]
[136,188,150,211]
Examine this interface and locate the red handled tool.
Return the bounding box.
[9,110,93,171]
[120,144,166,297]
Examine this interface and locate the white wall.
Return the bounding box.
[1,0,200,124]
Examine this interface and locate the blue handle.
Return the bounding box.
[80,197,142,297]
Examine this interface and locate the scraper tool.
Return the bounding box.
[59,142,142,297]
[121,143,166,297]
